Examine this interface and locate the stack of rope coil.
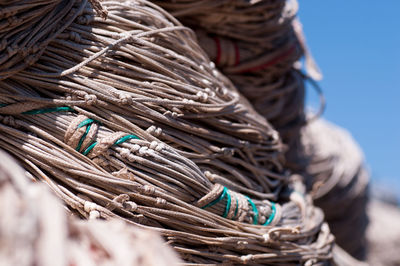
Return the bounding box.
[1,0,287,202]
[153,0,369,261]
[0,0,334,264]
[152,0,316,144]
[366,200,400,266]
[297,118,370,260]
[0,149,181,266]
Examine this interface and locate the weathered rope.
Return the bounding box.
[152,1,311,176]
[1,1,288,200]
[0,100,281,225]
[0,113,333,264]
[298,118,370,259]
[0,0,334,264]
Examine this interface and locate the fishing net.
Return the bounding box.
[151,0,370,261]
[0,149,181,266]
[1,0,287,201]
[0,0,334,264]
[366,200,400,266]
[150,2,326,209]
[296,119,370,260]
[152,0,321,144]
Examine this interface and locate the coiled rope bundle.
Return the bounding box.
[1,0,288,201]
[297,119,370,260]
[152,0,370,262]
[153,0,312,143]
[0,0,107,80]
[0,0,334,264]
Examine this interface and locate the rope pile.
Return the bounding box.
[1,0,288,201]
[152,0,318,143]
[297,119,370,259]
[153,0,369,261]
[0,0,334,264]
[0,149,181,266]
[366,200,400,266]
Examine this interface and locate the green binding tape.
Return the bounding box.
[202,187,228,209]
[76,123,92,151]
[82,134,140,156]
[82,141,97,156]
[114,134,140,145]
[78,118,96,128]
[222,189,232,218]
[201,187,233,219]
[22,106,75,114]
[76,119,100,152]
[263,202,276,226]
[246,196,259,225]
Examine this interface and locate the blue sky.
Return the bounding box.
[298,1,400,196]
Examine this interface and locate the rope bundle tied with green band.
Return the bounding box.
[202,186,276,225]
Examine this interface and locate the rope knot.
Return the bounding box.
[2,116,17,128]
[147,141,164,153]
[76,14,94,25]
[142,185,155,195]
[182,98,194,104]
[19,47,29,58]
[155,142,165,152]
[106,194,130,211]
[120,148,131,159]
[0,39,7,51]
[215,87,228,97]
[123,201,137,211]
[1,9,17,19]
[114,194,130,204]
[201,78,211,86]
[119,93,132,105]
[24,54,37,66]
[84,94,97,105]
[241,254,253,264]
[69,31,82,43]
[130,144,141,153]
[262,233,270,243]
[204,171,216,181]
[239,140,251,151]
[146,125,163,137]
[219,147,234,157]
[7,16,21,27]
[149,141,158,150]
[204,87,216,97]
[156,197,167,207]
[196,91,209,102]
[84,201,98,213]
[89,210,100,219]
[164,110,179,119]
[84,200,103,219]
[138,146,149,156]
[31,44,40,54]
[236,241,248,250]
[6,44,18,57]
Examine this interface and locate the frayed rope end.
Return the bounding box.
[89,0,108,20]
